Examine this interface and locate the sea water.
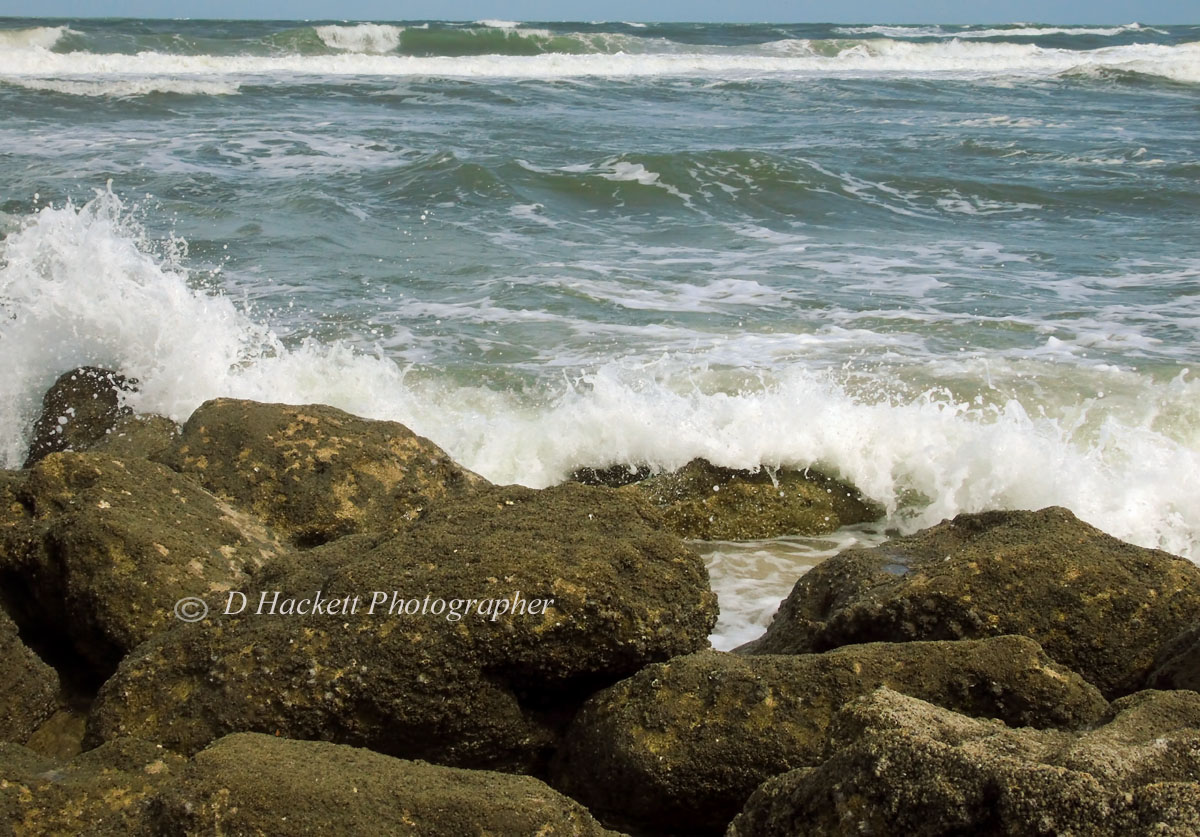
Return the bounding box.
[2,18,1198,646]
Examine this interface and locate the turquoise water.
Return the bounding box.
[2,19,1198,641]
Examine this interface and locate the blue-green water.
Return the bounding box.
[2,18,1198,640]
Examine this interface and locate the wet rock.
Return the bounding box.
[571,463,652,488]
[0,737,185,836]
[161,398,488,546]
[1148,624,1200,692]
[0,607,59,744]
[2,451,286,672]
[87,482,718,772]
[740,507,1200,698]
[23,367,136,468]
[629,458,882,541]
[153,732,622,836]
[727,687,1200,837]
[553,636,1106,835]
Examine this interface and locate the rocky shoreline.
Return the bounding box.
[2,368,1199,835]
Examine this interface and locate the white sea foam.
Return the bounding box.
[475,20,521,29]
[314,23,404,54]
[2,192,1198,564]
[0,39,1196,83]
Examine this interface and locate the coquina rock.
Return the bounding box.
[0,737,186,835]
[627,458,883,541]
[23,367,136,468]
[727,687,1200,836]
[87,413,180,462]
[0,607,60,744]
[739,507,1200,698]
[159,398,488,546]
[553,637,1106,835]
[87,482,718,772]
[153,733,622,836]
[0,451,287,672]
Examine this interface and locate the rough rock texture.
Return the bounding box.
[88,414,180,462]
[739,507,1200,698]
[629,458,883,541]
[0,607,60,744]
[1149,624,1200,692]
[727,687,1200,837]
[1,452,287,671]
[87,482,718,772]
[160,398,487,546]
[154,733,622,836]
[0,737,186,835]
[554,637,1106,835]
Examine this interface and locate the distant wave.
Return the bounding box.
[1,33,1196,87]
[0,25,72,50]
[314,23,404,54]
[1,77,241,97]
[834,23,1166,38]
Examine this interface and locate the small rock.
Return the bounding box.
[629,458,883,541]
[23,367,136,468]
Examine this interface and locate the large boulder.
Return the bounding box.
[739,507,1200,698]
[728,687,1200,836]
[86,482,718,772]
[628,458,883,541]
[553,637,1106,835]
[0,607,59,744]
[0,737,186,835]
[1,452,287,672]
[23,367,136,468]
[159,398,488,546]
[153,733,621,836]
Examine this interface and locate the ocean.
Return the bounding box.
[2,17,1198,647]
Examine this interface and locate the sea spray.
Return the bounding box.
[2,190,1197,564]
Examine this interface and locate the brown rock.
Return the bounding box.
[23,367,136,468]
[0,607,59,744]
[160,398,488,546]
[740,507,1200,698]
[153,733,623,836]
[4,452,286,672]
[553,637,1106,835]
[0,737,185,836]
[629,458,883,541]
[727,687,1200,837]
[86,482,718,772]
